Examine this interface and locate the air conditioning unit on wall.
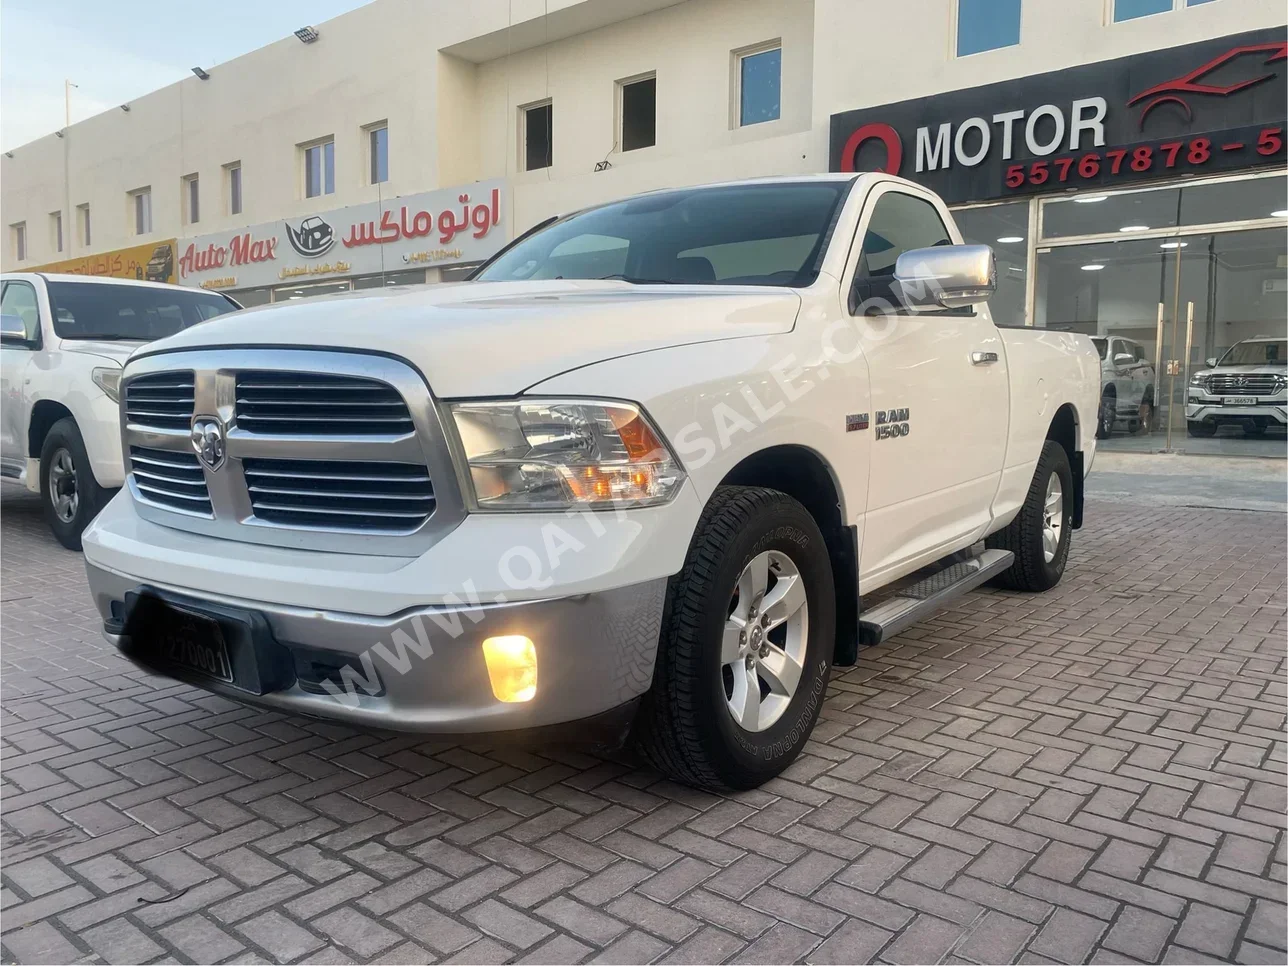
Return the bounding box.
[1262,277,1287,295]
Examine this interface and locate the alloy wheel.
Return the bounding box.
[1042,472,1064,564]
[48,447,78,524]
[721,550,809,733]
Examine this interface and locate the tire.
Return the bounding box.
[1187,420,1217,438]
[1245,420,1267,437]
[633,486,835,791]
[986,440,1073,593]
[1095,391,1115,439]
[1135,394,1155,435]
[39,418,107,551]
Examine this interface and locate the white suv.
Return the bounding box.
[0,274,239,547]
[1090,336,1156,439]
[1187,336,1288,438]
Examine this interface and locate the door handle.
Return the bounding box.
[971,351,999,365]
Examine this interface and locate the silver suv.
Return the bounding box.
[1091,336,1156,439]
[1187,336,1288,438]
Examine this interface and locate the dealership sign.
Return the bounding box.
[829,28,1287,204]
[176,179,506,289]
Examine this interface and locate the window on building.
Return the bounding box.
[50,211,63,253]
[11,223,27,262]
[735,42,781,127]
[619,75,656,152]
[225,162,242,215]
[957,0,1021,56]
[1113,0,1174,20]
[368,123,389,184]
[183,174,199,225]
[130,188,152,235]
[77,204,90,246]
[523,102,553,171]
[303,139,335,198]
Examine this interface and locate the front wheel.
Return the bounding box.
[1135,395,1156,435]
[986,440,1073,592]
[633,486,835,791]
[39,418,107,551]
[1187,420,1217,438]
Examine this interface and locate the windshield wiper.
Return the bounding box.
[596,274,682,284]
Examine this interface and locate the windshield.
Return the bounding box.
[1219,340,1286,366]
[1090,337,1108,360]
[48,281,238,341]
[475,181,851,287]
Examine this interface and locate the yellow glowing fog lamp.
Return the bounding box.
[482,635,537,703]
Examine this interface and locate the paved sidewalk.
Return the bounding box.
[2,486,1285,965]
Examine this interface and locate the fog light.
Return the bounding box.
[482,636,537,703]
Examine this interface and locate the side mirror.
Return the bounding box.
[892,244,996,312]
[1113,352,1134,367]
[0,313,29,344]
[1205,357,1218,368]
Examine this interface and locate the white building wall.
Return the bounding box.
[2,0,1284,271]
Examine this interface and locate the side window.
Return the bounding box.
[1,280,41,343]
[853,191,954,314]
[1132,342,1147,362]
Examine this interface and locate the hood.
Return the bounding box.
[1207,363,1287,376]
[58,339,141,367]
[133,280,802,396]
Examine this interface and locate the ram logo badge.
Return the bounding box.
[875,407,911,440]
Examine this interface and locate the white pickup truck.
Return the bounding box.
[84,175,1100,791]
[0,274,239,547]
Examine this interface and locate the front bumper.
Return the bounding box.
[88,558,666,734]
[1186,397,1287,424]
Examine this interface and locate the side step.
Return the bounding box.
[858,548,1014,646]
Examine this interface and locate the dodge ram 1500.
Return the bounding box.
[83,174,1101,791]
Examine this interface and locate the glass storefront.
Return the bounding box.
[955,170,1288,457]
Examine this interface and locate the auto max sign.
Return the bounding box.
[829,27,1287,205]
[176,178,506,289]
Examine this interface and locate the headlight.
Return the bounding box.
[1189,372,1210,388]
[449,399,685,510]
[92,367,122,402]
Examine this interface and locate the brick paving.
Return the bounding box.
[1,486,1284,965]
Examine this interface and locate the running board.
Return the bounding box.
[858,548,1014,646]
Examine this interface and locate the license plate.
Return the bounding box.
[1222,396,1258,406]
[154,604,233,682]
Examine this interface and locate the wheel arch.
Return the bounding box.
[1046,403,1084,530]
[718,444,859,666]
[28,400,74,458]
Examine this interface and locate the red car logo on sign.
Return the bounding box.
[1128,42,1288,128]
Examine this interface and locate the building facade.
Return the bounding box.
[3,0,1284,389]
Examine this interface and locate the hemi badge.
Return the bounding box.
[846,413,869,432]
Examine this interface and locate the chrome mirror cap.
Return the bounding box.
[893,244,997,312]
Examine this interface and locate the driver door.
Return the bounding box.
[847,185,1010,583]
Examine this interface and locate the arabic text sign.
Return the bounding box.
[176,180,506,288]
[32,240,178,285]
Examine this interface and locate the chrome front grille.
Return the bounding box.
[129,447,212,515]
[244,458,436,531]
[235,372,414,435]
[124,371,195,429]
[120,350,465,557]
[1207,374,1281,396]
